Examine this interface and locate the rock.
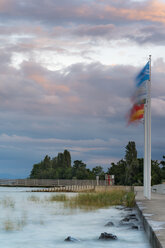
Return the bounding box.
[124,208,133,211]
[115,206,125,210]
[127,214,136,218]
[104,221,114,227]
[99,232,117,240]
[64,236,80,242]
[121,217,130,222]
[119,220,131,226]
[120,215,138,223]
[131,225,139,230]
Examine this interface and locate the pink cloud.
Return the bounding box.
[67,96,80,103]
[0,0,14,12]
[103,0,165,23]
[29,73,70,94]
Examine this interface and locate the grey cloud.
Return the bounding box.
[0,0,151,24]
[0,0,164,58]
[0,58,164,120]
[0,60,133,117]
[0,0,165,178]
[126,25,165,45]
[73,24,115,37]
[0,59,164,177]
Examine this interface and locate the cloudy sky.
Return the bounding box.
[0,0,165,178]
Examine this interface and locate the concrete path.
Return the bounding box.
[135,186,165,248]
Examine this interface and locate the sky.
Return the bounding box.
[0,0,165,178]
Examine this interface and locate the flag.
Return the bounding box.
[133,61,149,104]
[128,61,150,124]
[128,103,144,123]
[136,61,149,88]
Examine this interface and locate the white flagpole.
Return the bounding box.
[147,55,151,199]
[144,55,151,199]
[144,103,147,197]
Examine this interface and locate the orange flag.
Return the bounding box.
[128,103,144,124]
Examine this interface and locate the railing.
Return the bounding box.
[0,179,109,187]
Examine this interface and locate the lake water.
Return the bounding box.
[0,187,151,248]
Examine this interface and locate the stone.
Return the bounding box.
[127,214,136,218]
[120,215,138,223]
[124,208,133,211]
[99,232,117,240]
[104,221,114,227]
[131,225,139,230]
[64,236,80,242]
[115,206,126,210]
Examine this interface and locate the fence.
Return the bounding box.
[0,179,109,187]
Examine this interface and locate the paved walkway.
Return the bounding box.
[135,186,165,248]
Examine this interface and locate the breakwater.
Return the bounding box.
[0,179,107,187]
[31,185,132,192]
[135,186,165,248]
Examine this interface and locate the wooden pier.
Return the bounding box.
[31,185,95,192]
[0,179,111,187]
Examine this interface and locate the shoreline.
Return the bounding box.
[135,186,165,248]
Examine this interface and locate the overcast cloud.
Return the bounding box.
[0,0,165,178]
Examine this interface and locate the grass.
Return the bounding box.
[3,215,27,231]
[65,190,135,210]
[1,190,135,231]
[28,190,135,210]
[28,194,68,203]
[47,194,68,202]
[124,191,136,207]
[28,195,40,202]
[0,197,15,208]
[3,219,15,231]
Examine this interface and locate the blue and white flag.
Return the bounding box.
[136,61,149,87]
[133,62,150,104]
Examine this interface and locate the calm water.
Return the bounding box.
[0,187,151,248]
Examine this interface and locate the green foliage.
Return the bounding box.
[92,166,105,180]
[108,160,126,185]
[160,156,165,180]
[3,216,27,231]
[66,190,135,209]
[125,141,139,185]
[0,197,15,208]
[48,194,68,202]
[72,160,90,179]
[30,150,105,180]
[63,150,71,168]
[124,191,135,207]
[28,195,40,202]
[151,160,162,185]
[107,141,162,186]
[29,143,164,185]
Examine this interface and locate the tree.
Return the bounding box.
[125,141,139,185]
[43,155,51,169]
[63,150,71,168]
[136,158,143,185]
[72,160,91,179]
[29,150,94,179]
[151,160,161,185]
[30,163,42,179]
[92,166,105,180]
[56,153,64,168]
[160,156,165,180]
[107,160,126,185]
[30,150,72,179]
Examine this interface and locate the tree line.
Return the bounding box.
[30,150,105,180]
[30,141,165,186]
